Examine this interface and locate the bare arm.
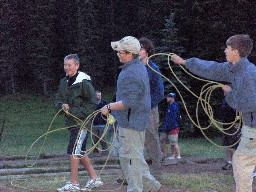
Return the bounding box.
[171,55,186,65]
[100,100,125,115]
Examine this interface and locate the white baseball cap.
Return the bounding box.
[111,36,141,54]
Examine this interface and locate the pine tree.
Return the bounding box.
[24,0,56,95]
[157,12,185,54]
[155,12,198,136]
[0,0,26,95]
[154,12,188,94]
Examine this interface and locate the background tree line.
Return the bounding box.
[1,0,255,96]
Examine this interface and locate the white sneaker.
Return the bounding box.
[165,156,175,161]
[177,156,181,159]
[81,177,103,191]
[57,181,80,192]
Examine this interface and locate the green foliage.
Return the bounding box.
[25,1,56,96]
[156,12,186,55]
[1,0,255,95]
[155,12,201,134]
[178,114,196,138]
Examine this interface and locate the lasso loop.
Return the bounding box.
[12,109,124,191]
[147,52,242,148]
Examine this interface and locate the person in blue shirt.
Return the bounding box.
[171,34,255,192]
[160,93,181,162]
[100,36,161,192]
[139,37,164,174]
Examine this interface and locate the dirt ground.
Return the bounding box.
[92,156,256,192]
[0,155,235,192]
[91,156,229,192]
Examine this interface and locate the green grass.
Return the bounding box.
[180,137,225,158]
[1,172,236,192]
[162,173,234,192]
[0,94,68,157]
[0,94,226,158]
[0,171,236,192]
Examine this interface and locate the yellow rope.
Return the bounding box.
[11,108,124,191]
[10,52,243,190]
[147,52,242,148]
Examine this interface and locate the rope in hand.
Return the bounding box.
[11,109,124,191]
[147,52,242,148]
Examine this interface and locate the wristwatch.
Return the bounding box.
[106,104,111,113]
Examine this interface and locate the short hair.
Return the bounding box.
[139,37,155,57]
[119,51,139,59]
[226,34,253,57]
[131,53,139,59]
[64,54,80,65]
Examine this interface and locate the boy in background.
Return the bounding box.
[160,93,181,164]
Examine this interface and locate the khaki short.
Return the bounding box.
[160,132,178,145]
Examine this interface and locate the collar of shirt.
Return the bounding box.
[67,72,79,86]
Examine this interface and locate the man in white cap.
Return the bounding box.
[100,36,161,192]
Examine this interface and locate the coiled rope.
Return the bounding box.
[11,109,123,191]
[147,53,241,148]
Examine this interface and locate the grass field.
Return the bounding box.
[0,93,225,158]
[0,94,68,157]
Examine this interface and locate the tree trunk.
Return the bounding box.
[0,114,7,142]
